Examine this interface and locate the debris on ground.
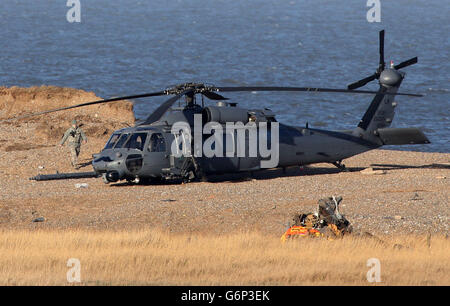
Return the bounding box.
[360,167,387,175]
[75,183,89,189]
[281,197,413,249]
[410,193,423,201]
[32,217,45,223]
[281,196,353,242]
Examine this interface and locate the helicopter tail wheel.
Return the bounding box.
[331,161,348,172]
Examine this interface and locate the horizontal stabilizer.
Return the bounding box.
[376,128,430,145]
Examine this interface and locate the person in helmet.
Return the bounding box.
[60,119,87,169]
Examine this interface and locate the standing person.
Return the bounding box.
[60,119,87,169]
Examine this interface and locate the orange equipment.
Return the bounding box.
[280,226,322,242]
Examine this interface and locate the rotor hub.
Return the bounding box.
[165,83,217,95]
[379,69,402,87]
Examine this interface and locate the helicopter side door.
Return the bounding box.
[199,128,240,174]
[142,132,170,177]
[236,125,261,172]
[167,130,191,175]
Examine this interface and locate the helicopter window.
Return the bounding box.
[114,133,130,149]
[124,133,148,151]
[148,133,166,152]
[104,134,121,149]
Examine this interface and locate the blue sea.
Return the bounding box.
[0,0,448,152]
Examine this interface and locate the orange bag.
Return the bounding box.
[281,226,322,242]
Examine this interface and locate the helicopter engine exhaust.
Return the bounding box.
[202,105,249,124]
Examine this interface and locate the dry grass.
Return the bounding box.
[0,229,448,286]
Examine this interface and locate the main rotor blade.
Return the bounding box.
[394,57,418,70]
[215,86,422,97]
[1,91,167,122]
[202,91,229,100]
[142,89,193,125]
[379,30,385,71]
[347,73,378,90]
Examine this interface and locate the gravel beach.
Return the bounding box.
[1,124,448,236]
[0,87,448,236]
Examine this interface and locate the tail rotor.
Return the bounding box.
[347,30,418,90]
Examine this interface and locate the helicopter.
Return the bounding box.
[10,30,429,184]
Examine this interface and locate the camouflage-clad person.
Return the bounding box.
[60,120,87,169]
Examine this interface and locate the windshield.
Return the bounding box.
[114,133,130,149]
[104,134,121,149]
[124,133,148,151]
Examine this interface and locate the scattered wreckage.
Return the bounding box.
[281,196,353,242]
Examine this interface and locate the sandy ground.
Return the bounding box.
[0,86,449,236]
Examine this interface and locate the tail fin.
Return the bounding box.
[348,30,420,145]
[352,70,403,143]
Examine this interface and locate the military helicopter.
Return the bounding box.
[12,30,428,184]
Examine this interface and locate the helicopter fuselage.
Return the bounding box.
[91,102,380,184]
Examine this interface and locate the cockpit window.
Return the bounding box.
[148,133,166,152]
[104,134,121,149]
[114,133,130,149]
[124,133,148,151]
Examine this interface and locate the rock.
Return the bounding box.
[394,215,403,220]
[32,217,45,223]
[436,176,446,179]
[38,166,45,169]
[411,193,423,201]
[360,167,387,175]
[75,183,89,188]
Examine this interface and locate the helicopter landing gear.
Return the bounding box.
[180,156,206,183]
[126,177,141,185]
[331,160,349,172]
[102,171,120,184]
[102,173,110,184]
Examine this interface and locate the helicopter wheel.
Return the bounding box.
[181,170,196,184]
[180,156,206,183]
[126,177,140,185]
[331,160,349,172]
[129,177,161,185]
